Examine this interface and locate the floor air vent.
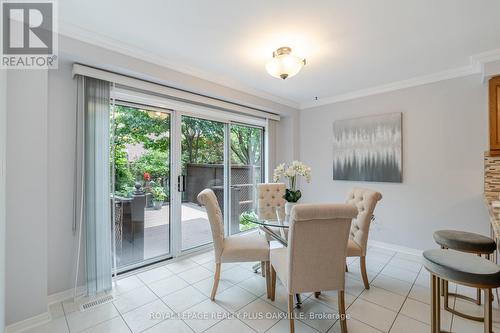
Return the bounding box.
[80,294,114,311]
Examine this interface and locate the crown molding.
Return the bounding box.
[301,49,500,109]
[471,48,500,83]
[58,21,300,110]
[300,65,478,109]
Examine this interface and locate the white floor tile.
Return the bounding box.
[348,298,397,332]
[220,266,256,285]
[345,277,367,297]
[189,251,215,265]
[114,286,158,314]
[162,286,207,313]
[113,276,145,296]
[148,275,190,297]
[142,319,194,333]
[329,318,383,333]
[214,285,257,312]
[80,317,131,333]
[314,290,357,310]
[23,316,69,333]
[204,318,256,333]
[371,274,413,296]
[400,298,452,331]
[165,259,199,274]
[182,299,229,332]
[260,283,293,312]
[177,265,213,284]
[295,298,340,333]
[202,261,240,272]
[266,318,319,333]
[237,298,283,332]
[360,286,406,312]
[238,275,268,297]
[136,266,173,284]
[451,315,485,333]
[387,258,422,273]
[191,275,234,298]
[380,266,419,284]
[66,303,119,333]
[414,270,430,288]
[49,302,65,319]
[122,299,172,333]
[389,314,429,333]
[393,252,422,263]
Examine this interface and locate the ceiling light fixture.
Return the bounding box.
[266,47,306,80]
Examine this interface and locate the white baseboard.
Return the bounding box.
[47,286,87,305]
[369,240,423,257]
[5,312,50,333]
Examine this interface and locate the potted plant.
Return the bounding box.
[273,161,312,216]
[151,186,167,210]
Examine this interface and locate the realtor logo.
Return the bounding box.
[1,0,58,68]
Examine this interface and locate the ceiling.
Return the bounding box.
[59,0,500,108]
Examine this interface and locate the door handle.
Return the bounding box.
[177,175,186,192]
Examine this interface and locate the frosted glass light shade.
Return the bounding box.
[266,47,306,80]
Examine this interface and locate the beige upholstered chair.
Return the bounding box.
[197,189,270,300]
[345,188,383,289]
[257,183,287,240]
[269,203,358,333]
[256,183,286,221]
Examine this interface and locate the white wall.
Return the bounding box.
[45,35,300,297]
[6,70,49,325]
[300,75,489,250]
[0,68,7,333]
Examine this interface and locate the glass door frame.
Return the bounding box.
[112,86,269,259]
[110,101,174,274]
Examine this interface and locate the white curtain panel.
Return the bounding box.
[74,76,112,296]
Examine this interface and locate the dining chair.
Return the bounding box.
[197,189,271,300]
[345,188,383,289]
[269,203,358,333]
[257,182,287,238]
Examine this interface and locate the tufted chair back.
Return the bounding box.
[257,183,286,221]
[345,188,383,256]
[285,203,358,293]
[197,189,225,262]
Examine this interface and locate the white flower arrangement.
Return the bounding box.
[273,161,312,202]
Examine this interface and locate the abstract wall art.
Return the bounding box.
[332,112,402,183]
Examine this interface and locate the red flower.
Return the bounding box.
[143,172,151,181]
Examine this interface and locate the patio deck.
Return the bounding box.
[115,202,215,270]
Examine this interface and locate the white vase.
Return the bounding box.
[285,202,297,216]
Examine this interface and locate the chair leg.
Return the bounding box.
[360,256,370,289]
[261,261,265,277]
[485,288,492,333]
[314,291,321,298]
[431,274,441,333]
[265,261,271,299]
[288,294,295,333]
[338,290,347,333]
[211,263,221,301]
[270,265,277,301]
[345,263,348,272]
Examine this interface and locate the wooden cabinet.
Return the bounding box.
[489,76,500,152]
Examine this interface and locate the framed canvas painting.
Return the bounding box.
[332,112,402,182]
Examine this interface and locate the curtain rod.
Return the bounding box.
[72,63,280,121]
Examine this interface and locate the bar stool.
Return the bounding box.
[423,249,500,333]
[433,230,497,321]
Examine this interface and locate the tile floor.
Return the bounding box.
[30,245,500,333]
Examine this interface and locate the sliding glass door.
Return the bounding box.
[229,124,264,235]
[109,101,266,270]
[179,115,225,250]
[110,105,171,271]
